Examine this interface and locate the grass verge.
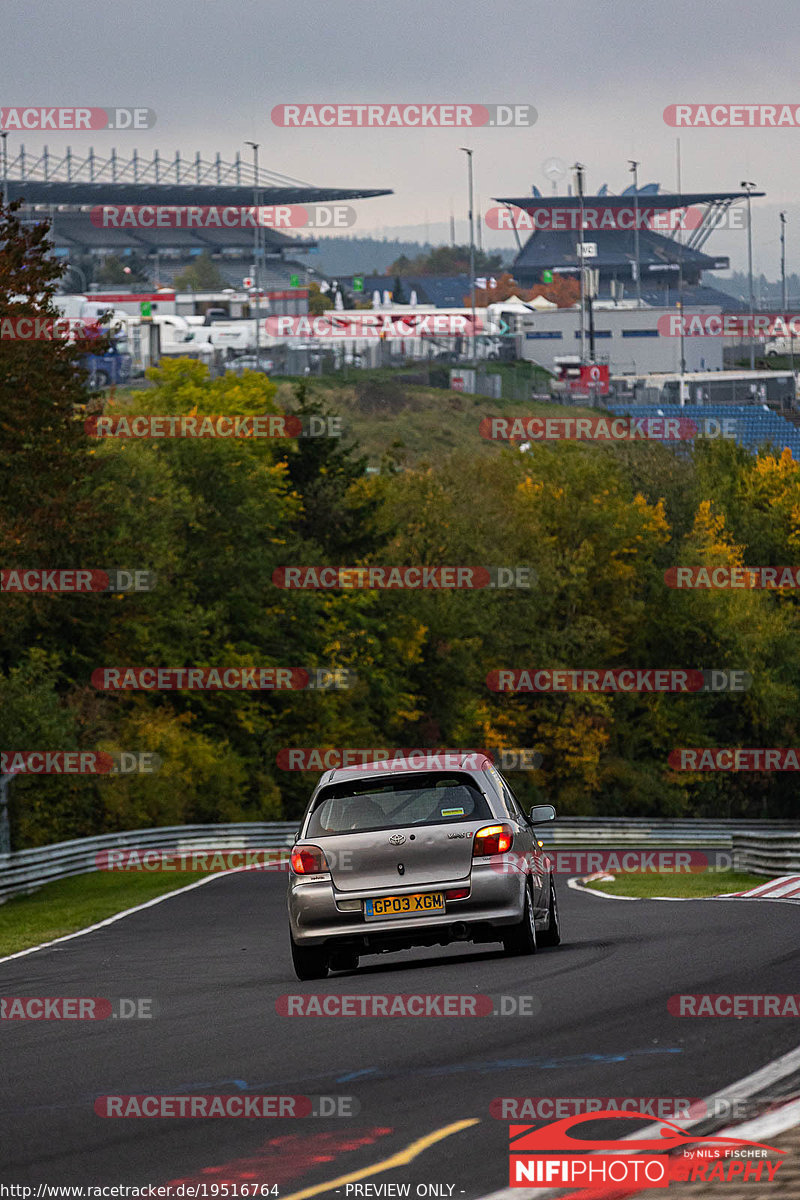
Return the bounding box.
[582,870,770,899]
[0,870,211,957]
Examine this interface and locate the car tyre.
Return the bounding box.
[539,879,561,947]
[290,935,329,980]
[502,880,538,956]
[329,950,359,973]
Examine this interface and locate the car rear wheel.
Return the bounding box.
[290,935,329,980]
[502,881,538,956]
[539,879,561,947]
[329,950,359,973]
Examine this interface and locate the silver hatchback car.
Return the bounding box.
[286,753,561,979]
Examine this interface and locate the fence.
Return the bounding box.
[731,831,800,876]
[0,822,298,904]
[2,818,800,902]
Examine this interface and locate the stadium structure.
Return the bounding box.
[493,182,764,311]
[2,144,392,291]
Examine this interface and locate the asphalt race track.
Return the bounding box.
[2,871,800,1195]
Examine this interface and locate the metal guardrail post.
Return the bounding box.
[0,772,13,857]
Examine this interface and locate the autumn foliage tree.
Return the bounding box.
[468,271,581,308]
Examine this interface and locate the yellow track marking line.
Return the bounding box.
[280,1117,480,1200]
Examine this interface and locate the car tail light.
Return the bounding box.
[445,887,470,900]
[472,823,514,857]
[291,844,329,874]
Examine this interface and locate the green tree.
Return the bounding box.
[173,253,227,292]
[388,245,505,276]
[0,200,107,677]
[308,281,335,315]
[96,253,150,287]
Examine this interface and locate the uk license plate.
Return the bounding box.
[364,892,445,920]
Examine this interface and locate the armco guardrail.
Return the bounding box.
[2,818,800,904]
[0,822,299,904]
[732,831,800,876]
[540,817,800,849]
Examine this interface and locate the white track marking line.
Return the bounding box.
[0,870,238,965]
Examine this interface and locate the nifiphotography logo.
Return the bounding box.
[508,1110,785,1188]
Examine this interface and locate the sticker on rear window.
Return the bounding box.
[441,807,465,816]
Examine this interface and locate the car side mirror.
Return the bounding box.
[529,803,556,824]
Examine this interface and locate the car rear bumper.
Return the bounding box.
[287,862,529,949]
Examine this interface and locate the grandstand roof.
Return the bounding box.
[493,190,766,210]
[5,146,393,255]
[8,180,392,207]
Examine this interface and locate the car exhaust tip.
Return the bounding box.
[450,922,468,940]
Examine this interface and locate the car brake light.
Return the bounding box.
[445,887,470,900]
[291,844,329,874]
[472,823,514,856]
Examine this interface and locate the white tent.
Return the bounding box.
[527,293,558,310]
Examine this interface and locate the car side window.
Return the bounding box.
[495,770,527,824]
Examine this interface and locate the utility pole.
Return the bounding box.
[781,212,795,381]
[628,159,642,305]
[677,139,686,398]
[245,141,261,361]
[460,147,477,365]
[741,181,757,369]
[573,162,586,363]
[0,132,8,209]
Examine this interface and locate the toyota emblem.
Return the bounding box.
[389,833,406,846]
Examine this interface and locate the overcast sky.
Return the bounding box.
[7,1,800,274]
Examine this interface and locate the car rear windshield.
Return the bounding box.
[305,771,493,836]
